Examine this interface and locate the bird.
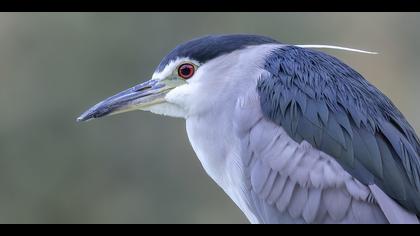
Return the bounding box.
[77,34,420,224]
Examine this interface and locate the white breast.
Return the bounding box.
[186,115,260,223]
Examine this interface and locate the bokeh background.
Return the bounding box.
[0,12,419,224]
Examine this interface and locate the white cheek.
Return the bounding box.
[140,84,194,118]
[144,103,186,118]
[165,84,193,110]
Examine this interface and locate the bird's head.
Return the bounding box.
[77,34,279,121]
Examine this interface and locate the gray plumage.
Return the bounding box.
[233,93,389,223]
[257,46,420,215]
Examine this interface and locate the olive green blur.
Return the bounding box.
[0,13,419,223]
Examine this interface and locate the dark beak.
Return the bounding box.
[77,79,169,122]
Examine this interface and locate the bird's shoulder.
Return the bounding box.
[254,45,420,215]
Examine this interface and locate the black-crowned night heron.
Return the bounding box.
[77,34,420,224]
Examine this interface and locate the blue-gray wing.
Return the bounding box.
[233,93,388,223]
[256,46,420,216]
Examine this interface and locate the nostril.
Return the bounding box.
[133,80,159,92]
[134,85,152,92]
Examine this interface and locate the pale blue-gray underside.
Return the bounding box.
[257,46,420,215]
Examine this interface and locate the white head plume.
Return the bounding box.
[295,44,378,54]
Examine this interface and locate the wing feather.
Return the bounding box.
[257,45,420,217]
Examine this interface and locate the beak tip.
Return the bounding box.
[76,115,88,123]
[76,111,95,123]
[76,116,85,122]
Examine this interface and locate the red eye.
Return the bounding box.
[178,63,195,79]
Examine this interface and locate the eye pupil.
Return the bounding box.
[178,63,195,79]
[181,67,191,75]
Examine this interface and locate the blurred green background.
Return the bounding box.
[0,12,419,224]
